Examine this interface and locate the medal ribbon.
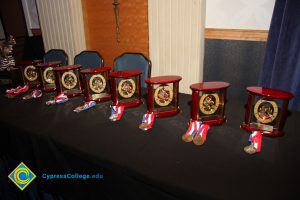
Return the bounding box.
[110,105,124,121]
[141,113,155,130]
[184,120,202,136]
[74,101,96,112]
[249,131,263,152]
[22,89,42,100]
[195,124,210,141]
[6,85,29,95]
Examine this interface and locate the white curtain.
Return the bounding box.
[148,0,206,94]
[36,0,86,64]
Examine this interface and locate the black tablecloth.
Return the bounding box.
[0,89,299,200]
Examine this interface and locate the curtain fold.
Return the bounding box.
[259,0,300,110]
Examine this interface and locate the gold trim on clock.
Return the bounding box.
[43,67,55,84]
[254,99,278,124]
[24,65,38,81]
[89,74,106,93]
[118,79,136,98]
[61,71,77,90]
[199,93,220,115]
[154,85,173,107]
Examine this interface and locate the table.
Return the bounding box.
[0,89,299,200]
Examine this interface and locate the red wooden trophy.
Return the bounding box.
[241,86,294,137]
[80,67,111,102]
[139,75,182,130]
[109,70,142,121]
[36,61,62,92]
[17,60,43,88]
[190,81,230,125]
[109,70,142,108]
[53,65,82,97]
[182,81,230,145]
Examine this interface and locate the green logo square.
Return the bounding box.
[8,162,36,191]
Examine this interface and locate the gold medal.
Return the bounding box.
[244,144,257,154]
[118,79,136,98]
[89,74,106,93]
[24,65,38,81]
[43,67,55,84]
[199,93,220,115]
[61,71,77,89]
[254,99,278,124]
[182,134,194,143]
[193,135,205,145]
[154,85,173,107]
[139,123,149,130]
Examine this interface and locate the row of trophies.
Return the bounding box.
[14,60,294,154]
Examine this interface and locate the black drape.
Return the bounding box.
[259,0,300,110]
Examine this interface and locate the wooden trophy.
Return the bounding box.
[53,65,82,97]
[241,86,294,137]
[17,60,43,88]
[109,70,142,108]
[36,61,62,92]
[80,67,111,102]
[190,81,230,125]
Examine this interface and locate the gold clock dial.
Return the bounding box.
[89,74,106,93]
[199,93,220,115]
[118,79,136,98]
[24,65,38,81]
[43,67,55,84]
[61,71,77,89]
[254,99,278,124]
[154,85,173,107]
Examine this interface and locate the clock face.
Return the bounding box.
[199,93,220,115]
[24,65,38,81]
[61,71,78,90]
[118,79,136,98]
[154,85,173,107]
[43,67,55,84]
[89,74,106,93]
[254,99,278,124]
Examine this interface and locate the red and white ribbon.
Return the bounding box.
[73,101,96,112]
[109,105,124,121]
[140,113,155,130]
[22,89,42,100]
[6,85,29,95]
[196,124,210,142]
[6,86,22,94]
[249,131,263,152]
[184,120,202,136]
[54,93,69,104]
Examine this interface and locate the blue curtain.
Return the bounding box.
[259,0,300,111]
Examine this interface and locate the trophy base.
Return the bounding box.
[240,122,284,137]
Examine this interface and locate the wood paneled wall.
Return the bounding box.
[82,0,149,68]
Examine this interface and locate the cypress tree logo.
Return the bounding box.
[8,162,36,191]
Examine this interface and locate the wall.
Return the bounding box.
[148,0,206,94]
[206,0,275,30]
[21,0,40,36]
[203,0,275,100]
[82,0,149,68]
[36,0,86,64]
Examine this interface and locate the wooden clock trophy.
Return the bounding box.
[182,81,230,146]
[139,75,182,130]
